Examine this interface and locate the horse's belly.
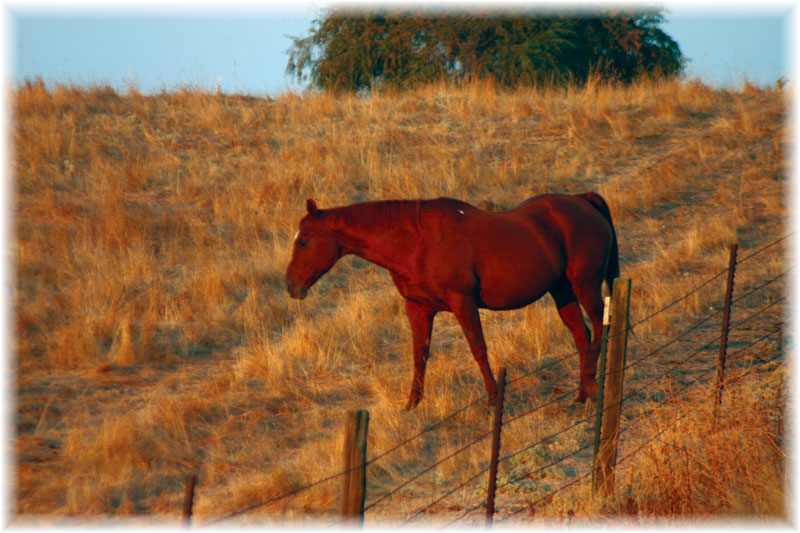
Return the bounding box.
[477,272,554,311]
[468,215,564,310]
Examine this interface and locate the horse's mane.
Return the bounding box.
[326,200,424,234]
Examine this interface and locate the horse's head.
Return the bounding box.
[286,199,341,300]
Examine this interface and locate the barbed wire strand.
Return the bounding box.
[605,328,784,493]
[737,233,792,265]
[622,306,720,371]
[730,267,791,307]
[622,295,785,405]
[203,466,349,526]
[505,276,741,424]
[399,465,488,526]
[727,293,785,333]
[443,497,486,527]
[403,377,632,523]
[629,232,789,329]
[621,278,785,381]
[616,338,784,476]
[722,337,785,386]
[504,260,725,389]
[631,265,728,328]
[440,354,684,518]
[503,384,580,426]
[364,428,492,512]
[365,394,486,467]
[495,469,593,523]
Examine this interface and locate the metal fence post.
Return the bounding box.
[714,242,738,428]
[485,366,507,527]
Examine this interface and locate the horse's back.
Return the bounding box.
[513,193,612,234]
[422,193,612,252]
[418,197,564,309]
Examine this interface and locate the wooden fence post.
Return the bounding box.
[714,243,738,427]
[485,366,507,527]
[341,409,370,526]
[592,277,631,498]
[591,296,611,493]
[182,474,197,527]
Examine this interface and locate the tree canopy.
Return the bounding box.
[287,8,685,92]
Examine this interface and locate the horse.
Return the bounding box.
[285,192,619,410]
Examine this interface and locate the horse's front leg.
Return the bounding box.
[404,299,435,410]
[449,293,498,406]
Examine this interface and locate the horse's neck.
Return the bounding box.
[330,202,421,276]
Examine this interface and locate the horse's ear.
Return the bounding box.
[306,198,319,217]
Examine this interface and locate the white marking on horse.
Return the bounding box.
[293,231,299,242]
[457,209,465,215]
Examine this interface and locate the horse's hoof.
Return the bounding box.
[575,380,598,403]
[404,397,421,410]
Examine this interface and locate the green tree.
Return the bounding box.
[287,8,684,92]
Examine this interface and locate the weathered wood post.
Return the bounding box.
[714,243,738,428]
[341,409,370,526]
[591,296,611,493]
[182,474,197,526]
[592,277,631,497]
[485,366,507,527]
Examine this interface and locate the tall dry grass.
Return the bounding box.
[12,77,788,522]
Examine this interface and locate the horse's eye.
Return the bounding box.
[297,239,308,248]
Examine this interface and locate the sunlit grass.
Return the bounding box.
[12,77,787,522]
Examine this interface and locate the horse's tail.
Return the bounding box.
[579,191,619,297]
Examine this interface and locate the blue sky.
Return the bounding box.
[6,3,797,95]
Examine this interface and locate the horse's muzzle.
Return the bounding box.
[286,279,308,300]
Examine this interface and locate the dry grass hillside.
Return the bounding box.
[12,78,788,524]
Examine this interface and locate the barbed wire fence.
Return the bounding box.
[193,234,789,526]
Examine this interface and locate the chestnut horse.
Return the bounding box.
[285,192,618,409]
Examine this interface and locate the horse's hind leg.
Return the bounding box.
[573,279,607,402]
[576,280,603,394]
[549,279,596,402]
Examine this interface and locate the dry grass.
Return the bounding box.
[12,77,788,524]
